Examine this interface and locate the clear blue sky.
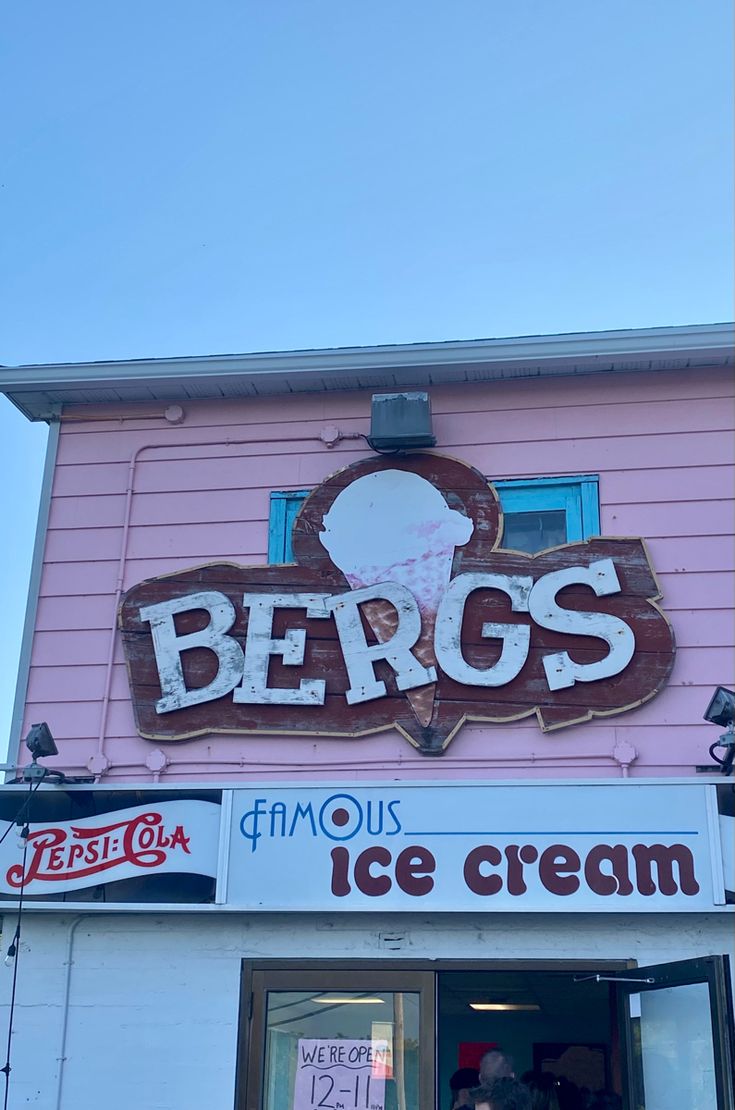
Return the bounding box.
[0,0,732,758]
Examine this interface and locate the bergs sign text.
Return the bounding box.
[120,454,675,754]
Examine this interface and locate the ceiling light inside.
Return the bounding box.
[469,1002,541,1012]
[313,996,386,1005]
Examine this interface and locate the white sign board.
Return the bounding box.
[226,784,722,912]
[293,1040,387,1110]
[0,800,220,896]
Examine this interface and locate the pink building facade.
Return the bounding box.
[0,324,733,1110]
[8,324,735,782]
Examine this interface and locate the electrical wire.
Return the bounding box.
[1,778,36,1110]
[0,779,44,849]
[360,433,403,456]
[709,739,735,775]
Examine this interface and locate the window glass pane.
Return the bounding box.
[502,509,567,553]
[263,989,421,1110]
[631,982,718,1110]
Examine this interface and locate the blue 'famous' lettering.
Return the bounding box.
[239,795,401,852]
[289,802,317,838]
[240,798,267,852]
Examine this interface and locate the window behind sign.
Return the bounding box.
[268,489,313,564]
[495,475,600,554]
[268,476,600,563]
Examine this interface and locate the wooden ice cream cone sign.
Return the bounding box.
[121,453,676,755]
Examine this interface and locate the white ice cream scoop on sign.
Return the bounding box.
[320,469,474,726]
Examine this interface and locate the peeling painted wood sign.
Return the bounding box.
[119,454,675,755]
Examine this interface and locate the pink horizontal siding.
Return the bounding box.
[44,521,268,562]
[36,560,735,615]
[27,645,734,704]
[36,534,734,581]
[55,399,734,465]
[18,364,735,783]
[39,503,735,565]
[601,465,730,504]
[29,599,734,648]
[47,489,730,536]
[12,692,717,746]
[54,427,729,476]
[33,568,735,616]
[55,366,735,431]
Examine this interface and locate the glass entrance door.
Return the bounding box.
[616,956,734,1110]
[241,969,435,1110]
[239,959,733,1110]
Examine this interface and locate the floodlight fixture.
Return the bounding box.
[25,722,58,761]
[703,687,735,728]
[368,392,436,452]
[703,687,735,776]
[21,722,95,784]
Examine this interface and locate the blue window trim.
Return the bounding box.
[268,490,312,563]
[495,475,600,545]
[268,476,600,563]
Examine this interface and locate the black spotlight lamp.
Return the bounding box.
[25,722,58,761]
[704,687,735,776]
[23,722,64,782]
[21,722,95,784]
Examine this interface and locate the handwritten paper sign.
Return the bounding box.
[294,1039,388,1110]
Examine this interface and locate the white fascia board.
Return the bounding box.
[1,322,732,420]
[0,776,724,794]
[5,419,60,775]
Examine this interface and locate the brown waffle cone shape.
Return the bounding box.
[362,598,437,727]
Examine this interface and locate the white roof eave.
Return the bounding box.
[1,322,732,421]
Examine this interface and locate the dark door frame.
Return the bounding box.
[238,963,437,1110]
[235,958,634,1110]
[614,955,735,1110]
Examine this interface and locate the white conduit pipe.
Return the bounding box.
[92,748,639,781]
[92,427,363,780]
[54,915,90,1110]
[89,422,638,783]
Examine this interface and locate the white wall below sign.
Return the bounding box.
[0,911,732,1110]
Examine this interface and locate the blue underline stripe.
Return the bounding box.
[402,830,699,836]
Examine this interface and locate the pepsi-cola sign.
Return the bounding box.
[0,800,219,897]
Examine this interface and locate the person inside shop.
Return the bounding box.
[470,1077,532,1110]
[553,1076,583,1110]
[479,1050,515,1083]
[449,1068,481,1110]
[584,1092,621,1110]
[519,1071,561,1110]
